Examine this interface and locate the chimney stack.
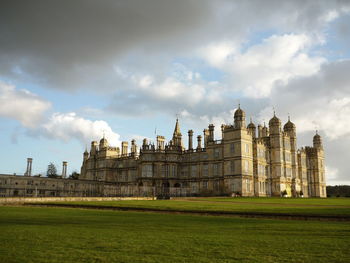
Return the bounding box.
[25,158,32,176]
[62,161,67,178]
[197,135,202,149]
[122,141,128,156]
[188,130,193,150]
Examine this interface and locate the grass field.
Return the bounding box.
[41,197,350,216]
[0,205,350,263]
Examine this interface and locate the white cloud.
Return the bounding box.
[0,81,51,128]
[198,41,238,68]
[42,112,121,147]
[200,34,325,98]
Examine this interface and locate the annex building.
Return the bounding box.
[0,107,326,198]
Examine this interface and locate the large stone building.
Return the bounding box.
[0,107,326,198]
[79,107,327,198]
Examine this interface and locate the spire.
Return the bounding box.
[172,118,183,148]
[173,118,181,136]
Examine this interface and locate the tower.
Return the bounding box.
[247,118,256,138]
[269,112,284,196]
[172,118,183,148]
[283,116,299,196]
[234,105,246,129]
[307,131,326,197]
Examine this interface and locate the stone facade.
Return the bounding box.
[0,107,326,198]
[79,107,327,198]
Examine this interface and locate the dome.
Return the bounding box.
[313,133,321,141]
[247,121,256,129]
[99,137,108,148]
[234,107,245,118]
[269,114,281,126]
[283,120,295,130]
[100,137,108,144]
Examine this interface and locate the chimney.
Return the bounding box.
[203,129,209,147]
[258,125,263,138]
[188,130,193,150]
[197,135,202,149]
[122,141,128,156]
[208,124,214,142]
[131,139,137,155]
[156,136,165,150]
[62,161,67,178]
[25,158,32,176]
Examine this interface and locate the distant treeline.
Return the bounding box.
[326,185,350,197]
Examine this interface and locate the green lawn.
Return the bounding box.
[41,197,350,216]
[0,206,349,263]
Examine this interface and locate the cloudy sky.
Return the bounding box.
[1,0,350,184]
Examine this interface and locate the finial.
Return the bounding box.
[250,117,252,123]
[316,130,318,135]
[264,121,266,127]
[288,113,290,121]
[238,99,241,109]
[273,106,276,116]
[102,129,105,139]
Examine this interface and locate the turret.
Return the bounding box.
[262,123,269,137]
[313,131,323,150]
[90,141,98,155]
[247,118,256,138]
[269,112,281,135]
[83,148,89,161]
[234,105,246,129]
[283,116,296,137]
[99,137,108,149]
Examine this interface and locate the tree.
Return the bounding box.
[69,171,80,180]
[46,163,58,178]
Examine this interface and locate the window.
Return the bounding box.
[285,153,290,162]
[213,163,219,176]
[230,143,235,154]
[202,153,208,160]
[161,165,169,177]
[181,167,188,177]
[214,148,220,158]
[142,164,153,177]
[202,181,208,189]
[230,161,235,173]
[202,164,208,177]
[244,161,249,173]
[258,164,265,176]
[286,168,291,177]
[191,165,197,177]
[171,165,177,177]
[245,144,250,154]
[246,179,250,192]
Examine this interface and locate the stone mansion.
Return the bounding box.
[0,106,326,198]
[79,106,326,198]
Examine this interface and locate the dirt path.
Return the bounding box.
[25,203,350,222]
